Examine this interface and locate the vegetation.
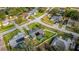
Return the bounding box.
[41,16,54,25]
[66,25,79,34]
[34,11,44,17]
[49,7,60,16]
[7,7,30,16]
[15,15,27,25]
[0,10,6,29]
[0,24,14,33]
[28,22,41,29]
[0,11,6,19]
[38,7,47,13]
[3,29,20,50]
[64,8,79,21]
[28,15,35,20]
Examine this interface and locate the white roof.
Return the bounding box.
[9,33,24,48]
[9,39,17,48]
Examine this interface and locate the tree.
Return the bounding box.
[64,8,79,21]
[0,11,6,19]
[38,7,46,13]
[7,7,29,16]
[0,11,6,29]
[15,16,23,24]
[49,7,60,16]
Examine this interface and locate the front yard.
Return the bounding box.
[0,24,14,33]
[41,16,54,25]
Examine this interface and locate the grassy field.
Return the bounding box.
[41,16,54,25]
[15,16,28,26]
[0,24,14,33]
[34,11,44,17]
[28,15,35,20]
[28,22,42,29]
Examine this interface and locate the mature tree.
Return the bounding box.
[38,7,46,13]
[49,7,60,16]
[64,8,79,21]
[0,11,6,19]
[0,11,6,29]
[7,7,29,16]
[15,15,23,24]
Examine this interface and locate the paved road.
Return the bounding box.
[26,7,38,19]
[1,7,79,37]
[39,21,79,37]
[0,28,16,36]
[0,8,38,36]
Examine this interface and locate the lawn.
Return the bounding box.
[23,27,29,35]
[0,24,14,33]
[28,22,42,29]
[3,29,20,50]
[36,30,57,47]
[26,29,57,50]
[28,15,35,20]
[28,22,72,39]
[34,11,44,17]
[41,16,54,25]
[15,16,28,25]
[28,22,72,48]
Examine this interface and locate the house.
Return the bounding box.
[51,37,70,51]
[29,28,44,40]
[9,33,25,48]
[51,15,62,23]
[67,19,79,27]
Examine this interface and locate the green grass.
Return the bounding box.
[28,15,35,20]
[3,29,20,50]
[41,16,54,25]
[34,11,44,17]
[28,22,41,29]
[0,24,14,33]
[36,30,57,47]
[28,22,72,48]
[58,23,63,28]
[28,22,72,39]
[15,16,28,26]
[23,27,29,35]
[44,30,55,38]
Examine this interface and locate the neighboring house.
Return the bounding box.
[67,19,79,27]
[51,15,62,23]
[29,28,44,40]
[51,37,71,51]
[9,33,25,48]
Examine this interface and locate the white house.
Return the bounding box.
[9,33,25,48]
[51,15,62,23]
[51,37,71,51]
